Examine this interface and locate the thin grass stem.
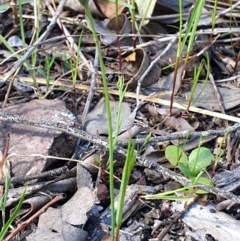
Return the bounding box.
[80,2,115,239]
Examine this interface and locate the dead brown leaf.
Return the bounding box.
[96,0,126,19]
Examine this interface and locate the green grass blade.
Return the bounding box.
[0,188,26,240]
[0,35,29,70]
[116,139,135,234]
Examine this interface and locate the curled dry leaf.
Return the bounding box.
[122,48,161,90]
[96,0,127,19]
[81,153,100,174]
[156,43,187,68]
[8,35,26,48]
[12,178,77,221]
[215,200,235,211]
[100,13,131,46]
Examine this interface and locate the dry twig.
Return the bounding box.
[0,112,240,203]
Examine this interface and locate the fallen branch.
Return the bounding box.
[0,111,240,203]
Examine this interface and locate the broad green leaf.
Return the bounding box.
[135,0,157,25]
[165,145,188,166]
[188,147,212,176]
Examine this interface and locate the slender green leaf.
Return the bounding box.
[0,35,29,70]
[0,188,26,240]
[0,174,11,226]
[145,195,192,201]
[116,139,135,229]
[143,186,195,201]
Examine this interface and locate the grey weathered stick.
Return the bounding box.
[0,112,109,147]
[0,166,68,185]
[0,111,240,203]
[117,122,240,145]
[0,111,240,147]
[216,1,240,19]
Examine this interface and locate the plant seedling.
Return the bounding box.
[115,138,135,241]
[37,53,56,91]
[142,144,213,201]
[0,174,26,239]
[166,145,213,193]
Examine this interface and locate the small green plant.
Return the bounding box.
[44,54,56,87]
[70,34,83,87]
[63,54,78,83]
[180,0,206,63]
[170,0,206,114]
[142,144,213,202]
[115,138,135,241]
[112,76,128,138]
[78,1,132,240]
[37,53,56,90]
[213,130,230,172]
[18,0,26,49]
[210,0,218,41]
[0,174,26,239]
[130,0,136,49]
[185,53,210,112]
[137,132,151,153]
[0,174,11,227]
[165,144,213,193]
